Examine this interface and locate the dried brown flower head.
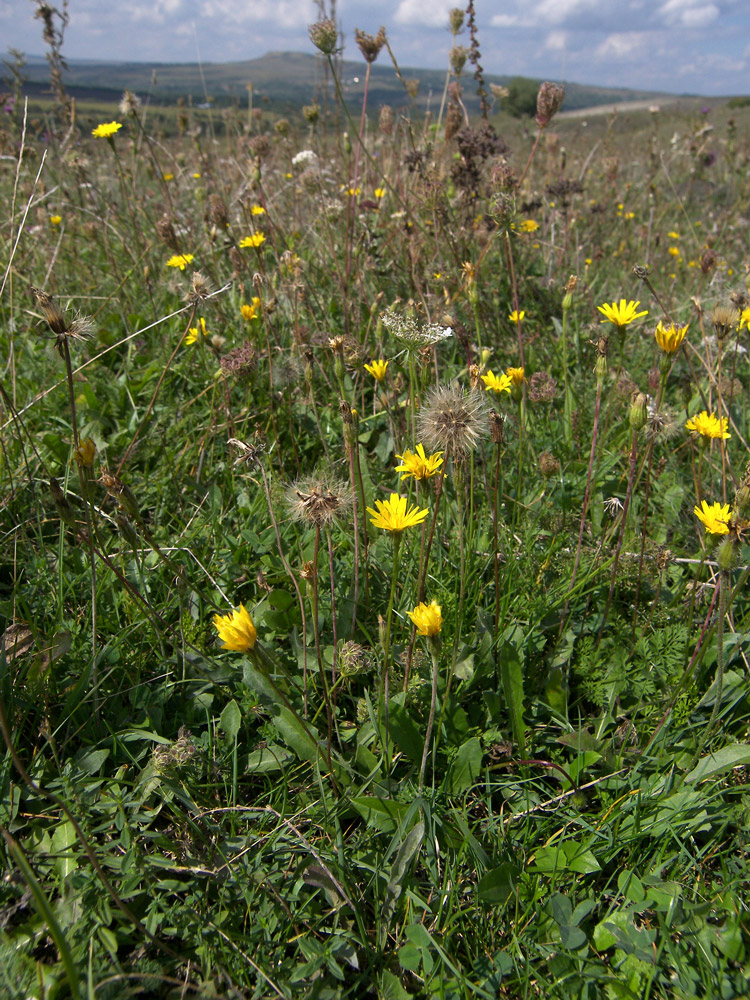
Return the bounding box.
[418,383,489,460]
[308,17,338,55]
[528,371,558,404]
[287,476,353,528]
[712,304,736,340]
[379,105,394,135]
[538,452,560,478]
[355,26,386,63]
[535,81,565,128]
[156,214,180,252]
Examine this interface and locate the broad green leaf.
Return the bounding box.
[351,796,411,832]
[380,820,425,944]
[245,743,292,774]
[478,863,519,907]
[684,743,750,784]
[446,736,482,795]
[219,699,241,742]
[387,697,423,763]
[499,642,526,756]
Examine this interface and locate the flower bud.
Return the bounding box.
[716,536,738,572]
[629,391,648,431]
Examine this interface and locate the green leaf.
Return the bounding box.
[380,820,425,945]
[499,642,526,756]
[387,697,423,763]
[478,863,520,907]
[446,737,482,795]
[219,699,241,742]
[378,969,410,1000]
[245,743,292,774]
[617,870,645,903]
[684,743,750,784]
[351,796,411,832]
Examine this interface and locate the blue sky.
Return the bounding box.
[2,0,749,95]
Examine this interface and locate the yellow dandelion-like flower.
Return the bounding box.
[739,307,750,331]
[685,410,730,440]
[364,359,388,382]
[668,246,681,257]
[213,604,257,651]
[49,214,62,226]
[693,500,731,535]
[508,309,525,323]
[597,299,649,328]
[163,172,175,182]
[186,317,209,345]
[241,297,261,322]
[407,600,443,636]
[506,366,525,386]
[481,370,512,395]
[519,219,539,232]
[239,233,266,248]
[366,493,429,533]
[654,321,688,354]
[192,172,202,178]
[374,187,386,199]
[667,231,680,239]
[166,253,194,270]
[92,121,123,138]
[394,444,444,481]
[251,204,266,215]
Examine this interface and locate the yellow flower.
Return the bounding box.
[739,308,750,331]
[49,214,62,226]
[186,317,208,345]
[685,410,730,440]
[251,204,266,215]
[654,321,688,354]
[213,604,257,651]
[481,370,512,395]
[693,500,731,535]
[364,359,388,381]
[407,600,442,636]
[668,246,680,257]
[508,309,525,323]
[92,121,122,138]
[394,444,444,481]
[73,437,96,468]
[597,299,649,328]
[506,366,525,385]
[519,219,539,232]
[345,186,361,196]
[163,172,174,181]
[374,187,386,199]
[667,231,680,239]
[192,172,202,178]
[166,253,194,270]
[366,493,429,533]
[239,233,266,248]
[241,297,261,321]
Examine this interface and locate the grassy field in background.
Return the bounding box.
[2,21,750,999]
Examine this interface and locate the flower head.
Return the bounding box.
[381,308,452,350]
[418,384,488,460]
[186,317,209,345]
[654,321,688,354]
[213,604,257,652]
[481,370,512,395]
[241,298,261,322]
[739,307,750,332]
[239,233,266,248]
[49,214,62,226]
[685,410,730,440]
[394,443,444,481]
[251,204,266,216]
[519,219,539,232]
[366,493,429,533]
[506,366,525,386]
[508,309,525,323]
[364,359,388,381]
[693,500,731,535]
[166,253,194,270]
[407,600,442,637]
[92,121,123,138]
[287,477,353,528]
[597,299,649,328]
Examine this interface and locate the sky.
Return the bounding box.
[2,0,749,96]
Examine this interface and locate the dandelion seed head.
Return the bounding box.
[286,476,353,528]
[418,383,489,460]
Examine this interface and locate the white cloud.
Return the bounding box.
[595,31,647,59]
[659,0,720,27]
[394,0,454,28]
[545,30,568,51]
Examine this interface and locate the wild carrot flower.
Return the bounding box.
[366,493,429,533]
[381,308,452,350]
[394,444,444,481]
[693,500,731,535]
[166,253,194,270]
[418,384,488,460]
[186,317,209,345]
[92,121,122,138]
[240,233,266,248]
[407,600,443,636]
[481,370,512,395]
[241,298,261,321]
[213,604,257,651]
[685,410,731,440]
[364,359,388,381]
[597,299,649,329]
[654,321,688,353]
[508,309,525,323]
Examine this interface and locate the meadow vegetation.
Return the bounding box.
[2,6,750,998]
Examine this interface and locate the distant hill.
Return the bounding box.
[5,50,681,114]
